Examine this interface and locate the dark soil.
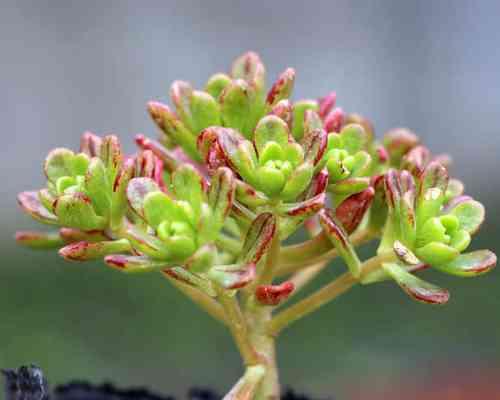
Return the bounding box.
[3,365,328,400]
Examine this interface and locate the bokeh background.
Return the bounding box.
[1,1,499,398]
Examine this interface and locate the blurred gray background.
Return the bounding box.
[1,1,499,398]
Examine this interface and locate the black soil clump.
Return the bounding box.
[3,365,329,400]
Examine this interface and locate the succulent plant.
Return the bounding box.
[15,51,496,400]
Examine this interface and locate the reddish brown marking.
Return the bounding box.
[324,107,345,133]
[336,187,375,234]
[402,284,450,305]
[104,254,128,269]
[318,92,336,119]
[376,145,389,163]
[286,193,326,217]
[319,208,348,248]
[255,281,295,306]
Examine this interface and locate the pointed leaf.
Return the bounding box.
[100,135,122,179]
[383,262,450,304]
[301,128,327,165]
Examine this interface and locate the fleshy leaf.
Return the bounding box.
[401,145,431,177]
[383,128,419,165]
[444,197,485,234]
[80,131,102,157]
[323,107,345,133]
[110,158,135,231]
[433,249,496,277]
[231,51,266,91]
[44,148,89,183]
[269,99,293,126]
[17,191,58,225]
[266,67,295,109]
[340,124,369,154]
[100,135,122,180]
[318,92,336,119]
[184,244,217,274]
[239,212,276,264]
[208,167,236,227]
[105,254,168,273]
[255,281,295,306]
[415,241,459,266]
[335,187,375,234]
[85,158,111,216]
[15,231,65,249]
[254,115,289,154]
[291,100,319,140]
[280,162,314,201]
[220,79,254,137]
[172,164,206,218]
[55,193,106,230]
[123,224,170,259]
[235,180,269,208]
[278,193,326,218]
[143,191,180,229]
[382,262,450,304]
[207,262,256,289]
[147,101,200,161]
[319,208,362,277]
[205,73,232,99]
[126,177,161,218]
[59,239,131,261]
[301,127,327,166]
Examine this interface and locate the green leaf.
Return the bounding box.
[382,262,450,304]
[291,100,319,141]
[59,239,131,261]
[433,249,496,277]
[254,115,289,154]
[17,190,58,225]
[110,158,135,231]
[208,167,235,229]
[231,51,266,91]
[105,254,169,273]
[184,244,217,274]
[170,80,195,131]
[55,193,106,231]
[190,90,221,133]
[220,79,253,136]
[207,263,256,289]
[143,191,180,229]
[205,73,232,99]
[126,177,161,219]
[240,213,276,264]
[339,124,368,154]
[280,162,313,201]
[44,148,89,182]
[172,164,205,218]
[319,208,362,277]
[85,158,111,216]
[265,67,295,109]
[99,135,122,180]
[15,230,65,249]
[445,197,485,234]
[415,241,459,266]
